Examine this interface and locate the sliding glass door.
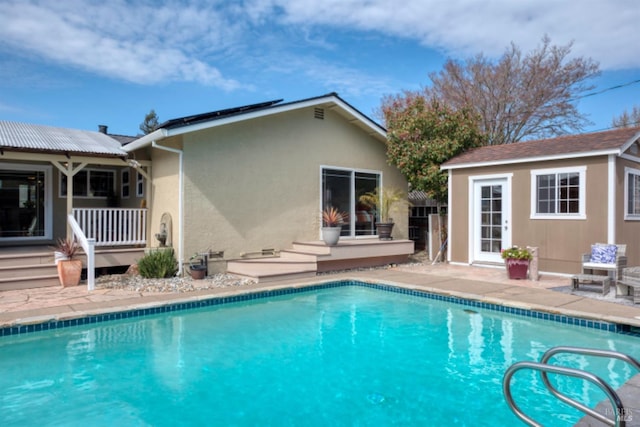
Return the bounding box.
[0,165,51,240]
[322,167,380,238]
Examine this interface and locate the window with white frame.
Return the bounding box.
[60,169,115,198]
[121,169,130,199]
[136,172,144,197]
[530,166,586,219]
[625,167,640,219]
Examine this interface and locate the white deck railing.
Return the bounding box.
[68,214,95,291]
[72,208,147,247]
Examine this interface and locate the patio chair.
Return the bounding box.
[581,243,627,285]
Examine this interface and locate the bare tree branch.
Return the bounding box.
[425,36,600,144]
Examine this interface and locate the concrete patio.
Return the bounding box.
[1,261,640,329]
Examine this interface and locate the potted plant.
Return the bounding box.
[189,253,207,280]
[54,238,83,287]
[358,187,410,240]
[501,246,533,280]
[322,207,347,246]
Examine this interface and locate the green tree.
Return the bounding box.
[612,105,640,128]
[139,109,160,134]
[382,92,486,206]
[427,36,600,144]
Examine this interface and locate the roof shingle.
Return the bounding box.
[442,127,640,169]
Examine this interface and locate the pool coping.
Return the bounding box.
[2,270,640,337]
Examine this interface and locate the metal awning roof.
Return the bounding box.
[0,121,128,157]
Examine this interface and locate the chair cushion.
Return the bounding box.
[590,244,617,264]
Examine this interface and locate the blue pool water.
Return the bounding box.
[1,284,639,426]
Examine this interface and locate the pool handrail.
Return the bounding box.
[68,214,96,291]
[539,346,640,425]
[503,345,640,427]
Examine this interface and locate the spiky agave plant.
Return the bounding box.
[322,207,348,227]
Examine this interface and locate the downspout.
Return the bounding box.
[607,154,616,244]
[152,141,185,275]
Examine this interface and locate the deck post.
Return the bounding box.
[87,238,95,291]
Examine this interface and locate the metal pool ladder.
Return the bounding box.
[503,346,640,427]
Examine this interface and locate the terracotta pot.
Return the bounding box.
[190,264,207,280]
[57,259,83,287]
[322,227,341,246]
[505,258,529,280]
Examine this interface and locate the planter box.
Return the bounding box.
[505,258,529,280]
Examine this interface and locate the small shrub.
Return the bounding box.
[138,248,178,278]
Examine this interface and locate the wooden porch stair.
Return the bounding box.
[227,239,415,283]
[0,247,146,291]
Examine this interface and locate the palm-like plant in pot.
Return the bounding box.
[358,187,410,240]
[322,207,347,246]
[54,238,83,287]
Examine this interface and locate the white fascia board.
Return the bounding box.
[440,148,620,171]
[620,153,640,163]
[618,130,640,154]
[327,97,387,139]
[123,128,168,152]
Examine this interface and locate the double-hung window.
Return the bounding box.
[530,166,586,219]
[625,167,640,220]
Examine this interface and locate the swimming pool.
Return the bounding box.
[1,282,639,426]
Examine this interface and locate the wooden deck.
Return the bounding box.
[227,239,415,283]
[0,245,145,290]
[0,239,415,289]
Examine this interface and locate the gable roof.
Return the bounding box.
[124,93,386,152]
[0,120,128,157]
[442,126,640,170]
[159,99,284,130]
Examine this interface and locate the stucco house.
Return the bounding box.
[441,126,640,276]
[0,93,413,288]
[124,93,413,280]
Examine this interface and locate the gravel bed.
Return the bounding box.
[96,273,257,293]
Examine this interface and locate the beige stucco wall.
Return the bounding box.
[171,107,407,261]
[145,143,181,251]
[449,156,614,274]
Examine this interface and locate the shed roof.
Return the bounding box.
[0,120,128,157]
[442,126,640,170]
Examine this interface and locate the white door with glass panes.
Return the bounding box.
[472,177,511,263]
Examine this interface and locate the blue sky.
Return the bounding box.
[1,0,639,137]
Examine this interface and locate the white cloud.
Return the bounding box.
[1,0,638,100]
[0,0,244,89]
[261,0,640,70]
